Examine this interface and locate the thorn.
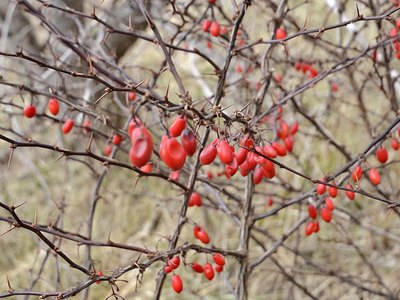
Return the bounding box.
[136,252,143,262]
[86,132,94,152]
[0,226,16,238]
[55,153,65,162]
[7,146,15,169]
[314,28,325,39]
[128,14,132,30]
[87,54,95,75]
[220,104,234,112]
[385,206,393,220]
[33,210,37,227]
[103,163,110,175]
[356,4,360,18]
[203,96,213,106]
[164,82,170,101]
[240,98,257,112]
[159,66,169,74]
[6,275,14,293]
[107,231,113,244]
[101,31,110,46]
[302,5,310,31]
[132,175,140,192]
[133,81,144,90]
[100,115,107,125]
[12,201,27,210]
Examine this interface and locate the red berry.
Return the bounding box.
[305,222,315,236]
[202,20,211,32]
[368,168,381,186]
[213,253,225,266]
[328,185,338,198]
[226,156,239,176]
[197,229,210,244]
[267,198,273,206]
[239,159,250,177]
[275,27,287,40]
[277,121,289,139]
[253,166,264,185]
[316,181,326,195]
[272,142,287,156]
[160,136,186,170]
[191,263,204,273]
[62,119,74,134]
[390,27,398,37]
[164,265,173,274]
[48,98,59,116]
[82,119,91,134]
[215,265,223,273]
[283,135,294,152]
[171,275,183,293]
[313,221,320,233]
[169,170,179,181]
[391,138,399,150]
[193,225,201,239]
[345,184,355,200]
[325,197,335,211]
[96,271,103,284]
[203,263,215,281]
[112,134,122,145]
[308,67,319,78]
[253,149,267,165]
[236,148,248,165]
[308,204,318,219]
[300,63,310,74]
[220,26,228,35]
[376,147,388,164]
[104,145,112,156]
[189,192,202,207]
[274,73,283,83]
[127,118,143,138]
[217,139,234,164]
[235,64,243,73]
[169,116,186,137]
[129,126,153,168]
[140,163,152,173]
[210,21,220,37]
[209,0,216,4]
[181,128,197,156]
[128,92,136,101]
[263,145,278,158]
[352,165,363,182]
[331,83,339,93]
[130,123,149,143]
[290,122,299,135]
[200,141,218,165]
[23,104,36,118]
[320,207,332,223]
[246,152,257,171]
[240,136,255,149]
[168,256,180,269]
[261,160,276,179]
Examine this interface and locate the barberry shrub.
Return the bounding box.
[1,1,400,299]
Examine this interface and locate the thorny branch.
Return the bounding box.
[1,0,400,299]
